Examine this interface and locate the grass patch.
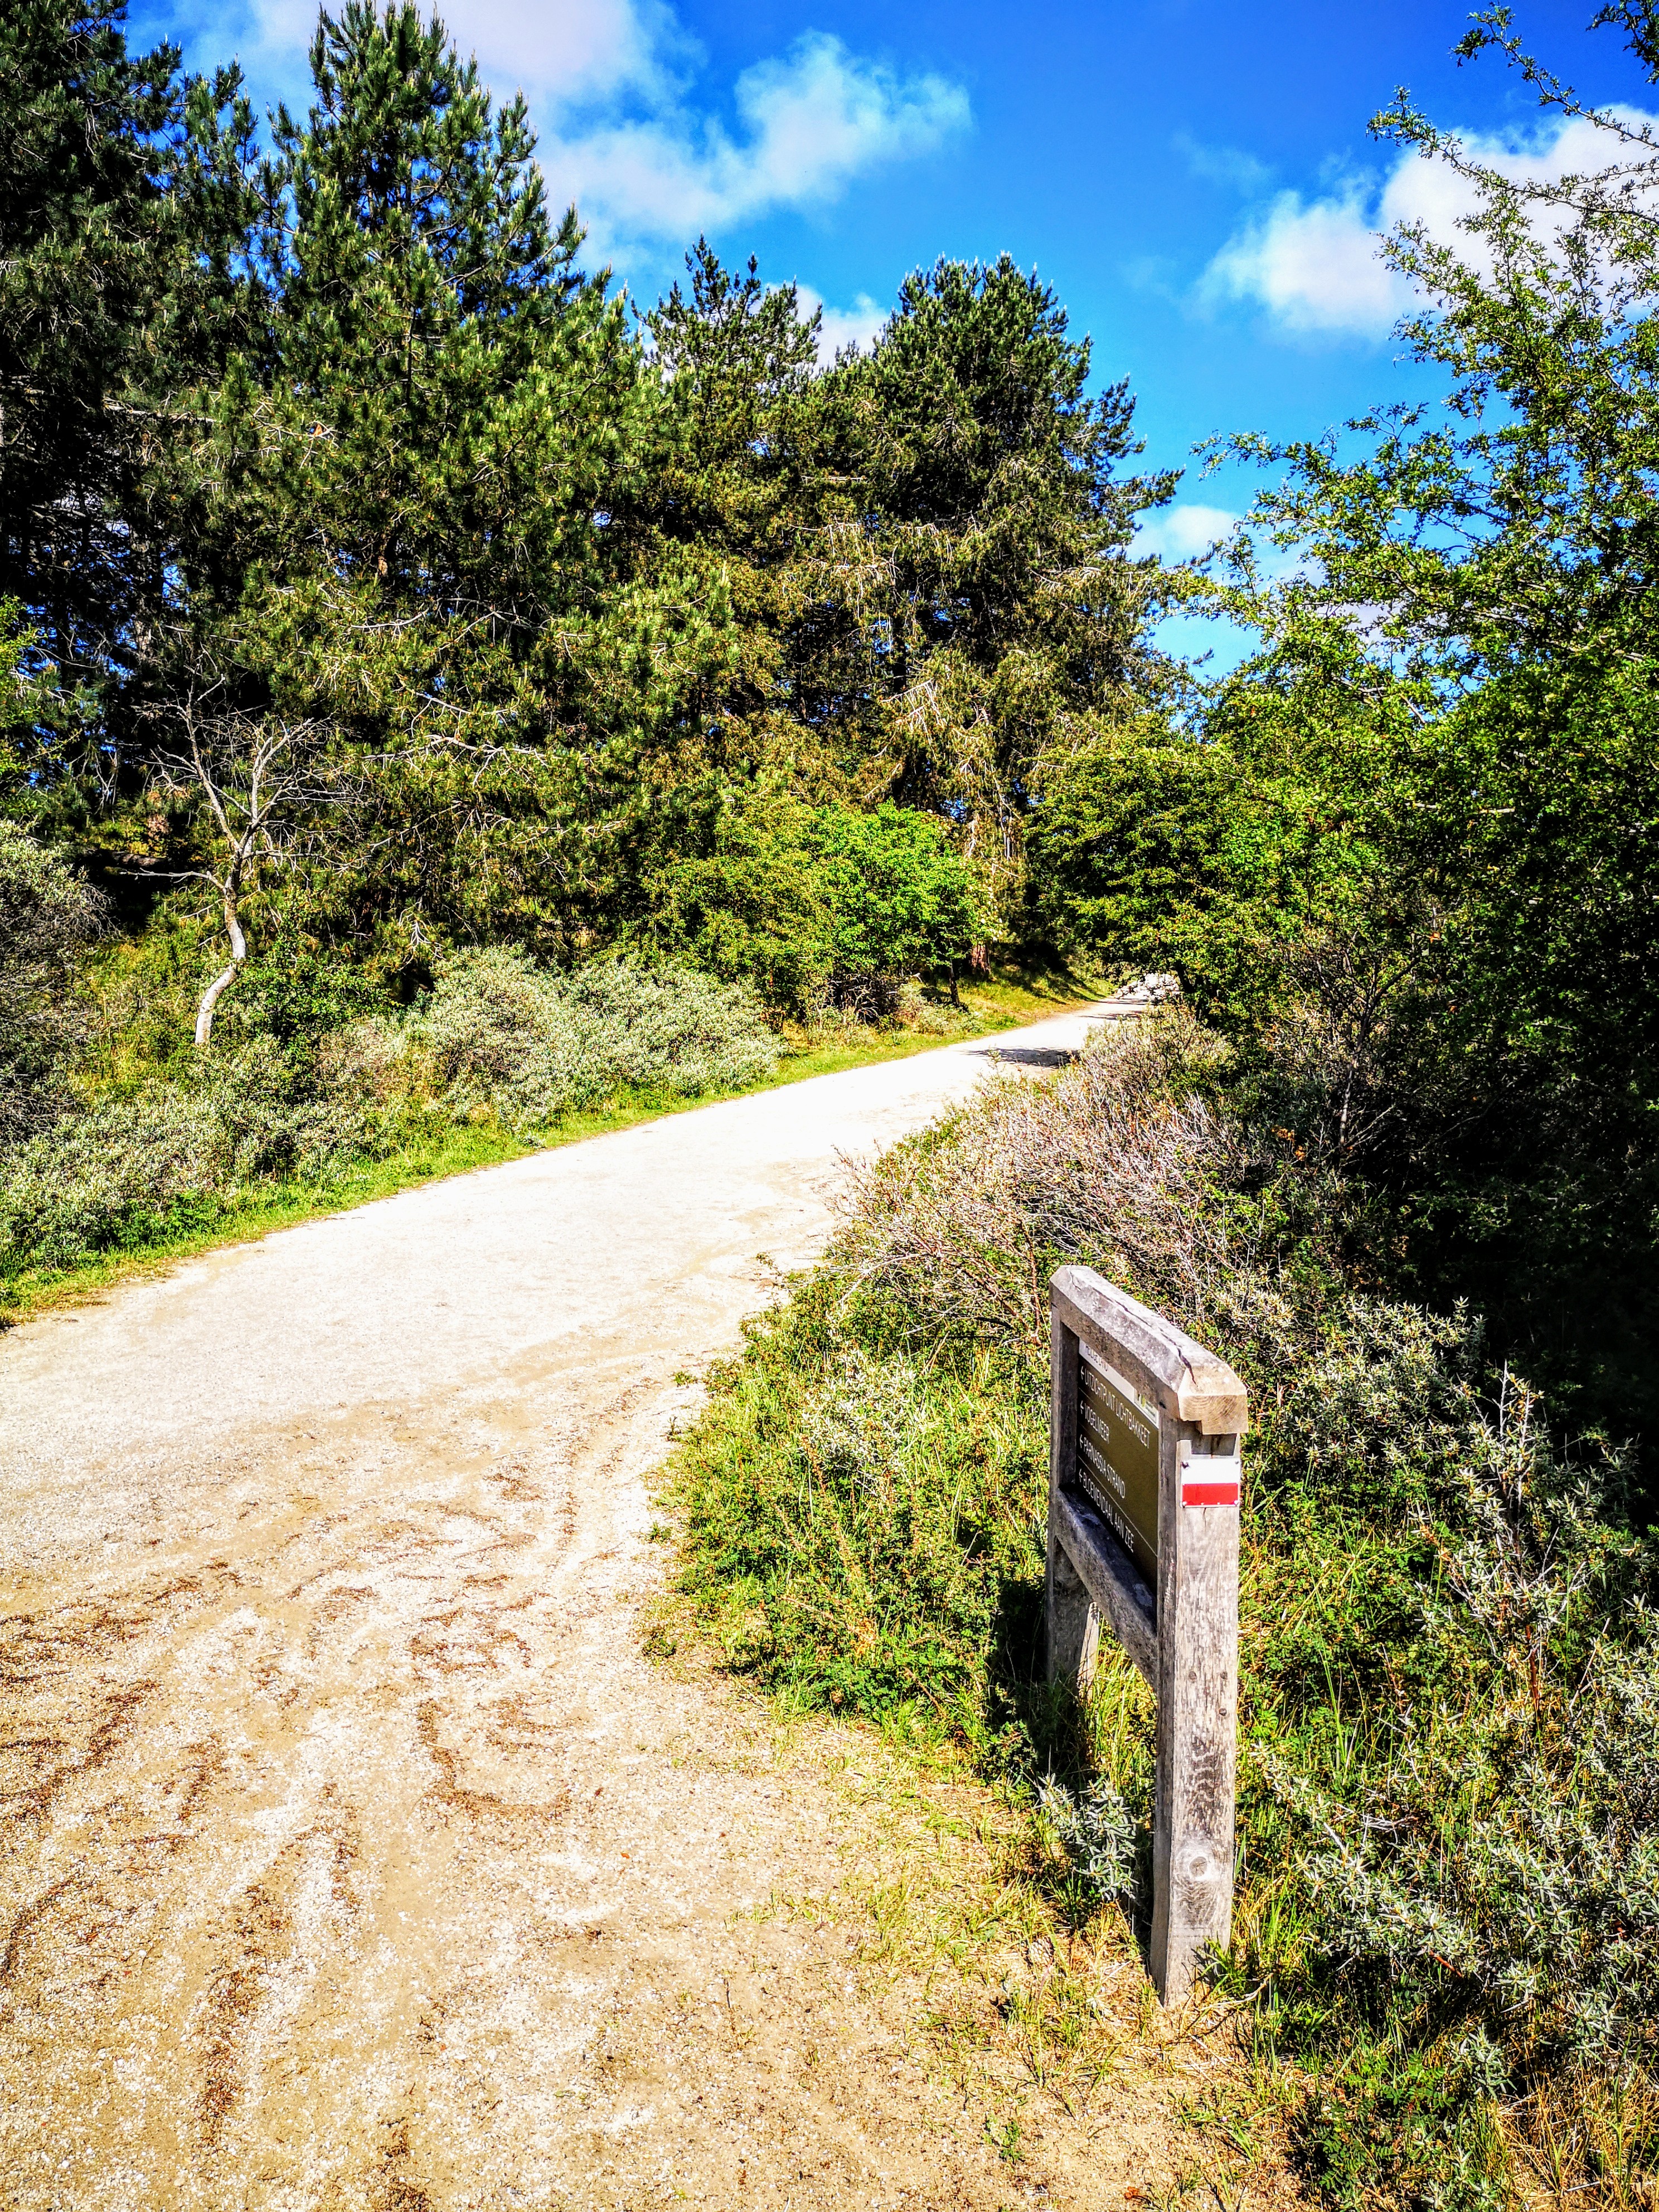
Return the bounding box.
[676,1273,1049,1753]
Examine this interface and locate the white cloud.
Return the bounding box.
[538,33,969,262]
[1136,503,1239,562]
[797,285,887,360]
[1198,107,1659,339]
[454,0,690,106]
[1201,183,1409,337]
[218,0,968,273]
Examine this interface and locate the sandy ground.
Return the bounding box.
[0,1003,1270,2210]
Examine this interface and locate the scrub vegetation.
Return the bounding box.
[676,1012,1659,2210]
[0,949,778,1279]
[10,0,1659,2199]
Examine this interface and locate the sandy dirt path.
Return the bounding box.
[0,1003,1219,2210]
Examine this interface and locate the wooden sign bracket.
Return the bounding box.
[1045,1265,1248,2005]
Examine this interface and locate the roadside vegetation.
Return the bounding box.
[675,1011,1659,2209]
[9,0,1659,2200]
[671,7,1659,2199]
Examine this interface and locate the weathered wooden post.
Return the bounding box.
[1046,1264,1247,2005]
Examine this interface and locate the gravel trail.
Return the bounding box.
[0,1003,1191,2210]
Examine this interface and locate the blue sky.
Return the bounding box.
[131,0,1658,644]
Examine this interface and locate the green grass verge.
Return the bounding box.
[3,964,1105,1323]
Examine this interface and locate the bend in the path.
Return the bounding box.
[0,1000,1122,1501]
[0,1000,1226,2212]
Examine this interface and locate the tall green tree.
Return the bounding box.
[841,256,1178,900]
[0,0,256,794]
[630,248,1182,944]
[636,244,830,783]
[1041,2,1659,1452]
[169,2,685,985]
[615,242,908,950]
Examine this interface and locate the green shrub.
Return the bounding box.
[220,946,389,1046]
[0,1088,227,1269]
[641,802,835,1016]
[419,945,594,1124]
[676,1287,1046,1746]
[564,957,780,1096]
[0,947,783,1279]
[672,1011,1659,2209]
[811,803,981,1013]
[317,1011,428,1105]
[642,796,982,1016]
[418,947,778,1127]
[0,820,102,1139]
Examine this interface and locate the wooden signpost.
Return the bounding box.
[1045,1264,1248,2005]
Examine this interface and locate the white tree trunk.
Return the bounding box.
[195,894,247,1047]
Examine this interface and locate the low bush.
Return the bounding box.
[418,947,593,1124]
[0,1088,227,1270]
[564,957,780,1097]
[671,1010,1659,2209]
[0,1037,386,1273]
[677,1292,1047,1744]
[418,948,779,1128]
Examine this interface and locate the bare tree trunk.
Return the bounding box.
[195,889,246,1047]
[153,680,329,1047]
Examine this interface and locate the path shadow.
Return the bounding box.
[971,1045,1078,1069]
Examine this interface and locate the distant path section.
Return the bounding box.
[0,1001,1182,2211]
[1,1002,1117,1514]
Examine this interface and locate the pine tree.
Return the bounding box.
[248,1,623,616]
[840,256,1178,897]
[637,242,828,779]
[176,2,678,971]
[627,247,1181,950]
[0,0,256,787]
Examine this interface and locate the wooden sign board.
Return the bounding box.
[1045,1265,1247,2005]
[1076,1348,1160,1595]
